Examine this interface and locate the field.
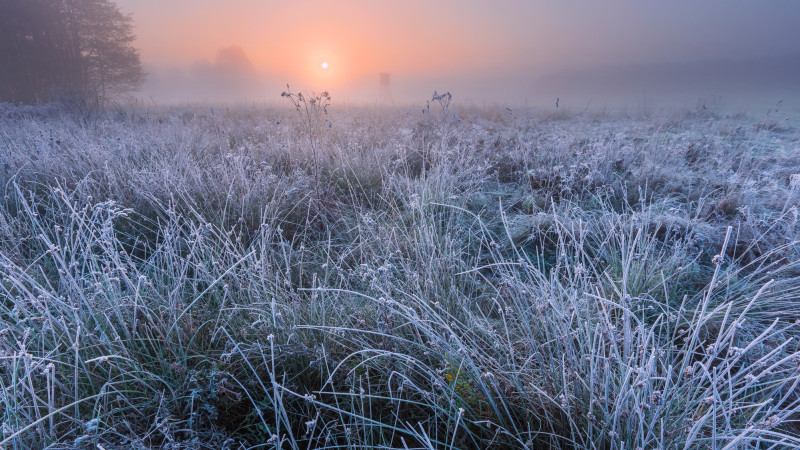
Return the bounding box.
[1,99,799,448]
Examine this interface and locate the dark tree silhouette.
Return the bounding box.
[0,0,82,102]
[74,0,144,100]
[0,0,144,103]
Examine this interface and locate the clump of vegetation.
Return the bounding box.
[0,98,799,448]
[281,85,331,186]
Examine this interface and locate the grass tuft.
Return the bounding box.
[0,100,799,448]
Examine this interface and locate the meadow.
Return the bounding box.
[0,97,799,448]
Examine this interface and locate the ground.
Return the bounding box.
[0,100,799,448]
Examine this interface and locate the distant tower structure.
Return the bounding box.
[379,72,394,104]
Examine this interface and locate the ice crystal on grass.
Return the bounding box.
[0,101,799,448]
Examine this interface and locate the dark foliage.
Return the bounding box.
[0,0,144,104]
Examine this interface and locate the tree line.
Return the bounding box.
[0,0,144,104]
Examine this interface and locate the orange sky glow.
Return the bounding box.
[115,0,800,105]
[118,1,547,85]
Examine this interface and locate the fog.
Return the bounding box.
[117,0,800,109]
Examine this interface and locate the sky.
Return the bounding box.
[116,0,800,107]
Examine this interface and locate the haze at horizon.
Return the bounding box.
[116,0,800,108]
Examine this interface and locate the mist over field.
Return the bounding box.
[2,1,800,449]
[112,0,800,109]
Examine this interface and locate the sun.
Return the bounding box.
[321,61,329,70]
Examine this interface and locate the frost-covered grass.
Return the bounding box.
[0,100,799,448]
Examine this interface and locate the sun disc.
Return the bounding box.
[321,61,329,70]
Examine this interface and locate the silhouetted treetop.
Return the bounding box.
[0,0,144,103]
